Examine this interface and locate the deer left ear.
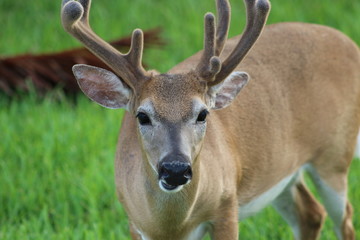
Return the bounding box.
[72,64,132,110]
[209,71,249,109]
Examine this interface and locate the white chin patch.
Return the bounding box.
[159,180,184,193]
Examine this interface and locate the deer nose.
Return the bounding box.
[158,158,192,189]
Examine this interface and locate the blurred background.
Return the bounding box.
[0,0,359,239]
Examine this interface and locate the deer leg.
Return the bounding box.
[272,173,326,240]
[307,164,355,240]
[211,199,239,240]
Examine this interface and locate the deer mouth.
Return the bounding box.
[159,179,185,193]
[160,180,178,190]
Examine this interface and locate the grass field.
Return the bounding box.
[1,0,360,239]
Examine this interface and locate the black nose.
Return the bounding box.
[158,160,192,187]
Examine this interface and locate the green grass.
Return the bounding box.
[0,93,129,239]
[1,0,360,239]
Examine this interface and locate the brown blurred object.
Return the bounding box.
[0,28,163,96]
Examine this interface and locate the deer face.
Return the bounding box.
[135,73,208,192]
[73,65,249,192]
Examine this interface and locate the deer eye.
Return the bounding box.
[196,109,209,123]
[136,112,152,126]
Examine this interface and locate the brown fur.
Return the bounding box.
[116,23,359,239]
[295,182,327,240]
[139,72,207,122]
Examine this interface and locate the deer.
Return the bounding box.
[61,0,360,239]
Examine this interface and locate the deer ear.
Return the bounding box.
[72,64,132,110]
[209,71,249,110]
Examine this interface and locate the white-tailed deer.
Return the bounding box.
[61,0,360,239]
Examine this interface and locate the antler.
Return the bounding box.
[197,0,270,86]
[196,0,230,79]
[61,0,148,91]
[215,0,231,56]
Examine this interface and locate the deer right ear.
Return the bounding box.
[72,64,132,110]
[208,71,249,109]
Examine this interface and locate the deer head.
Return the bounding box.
[61,0,270,192]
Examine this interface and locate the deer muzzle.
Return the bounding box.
[158,154,192,192]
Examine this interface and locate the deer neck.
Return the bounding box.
[140,152,202,232]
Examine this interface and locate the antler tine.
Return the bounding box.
[78,0,91,23]
[196,0,230,80]
[196,13,222,79]
[61,0,148,91]
[215,0,231,56]
[127,29,145,69]
[209,0,270,86]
